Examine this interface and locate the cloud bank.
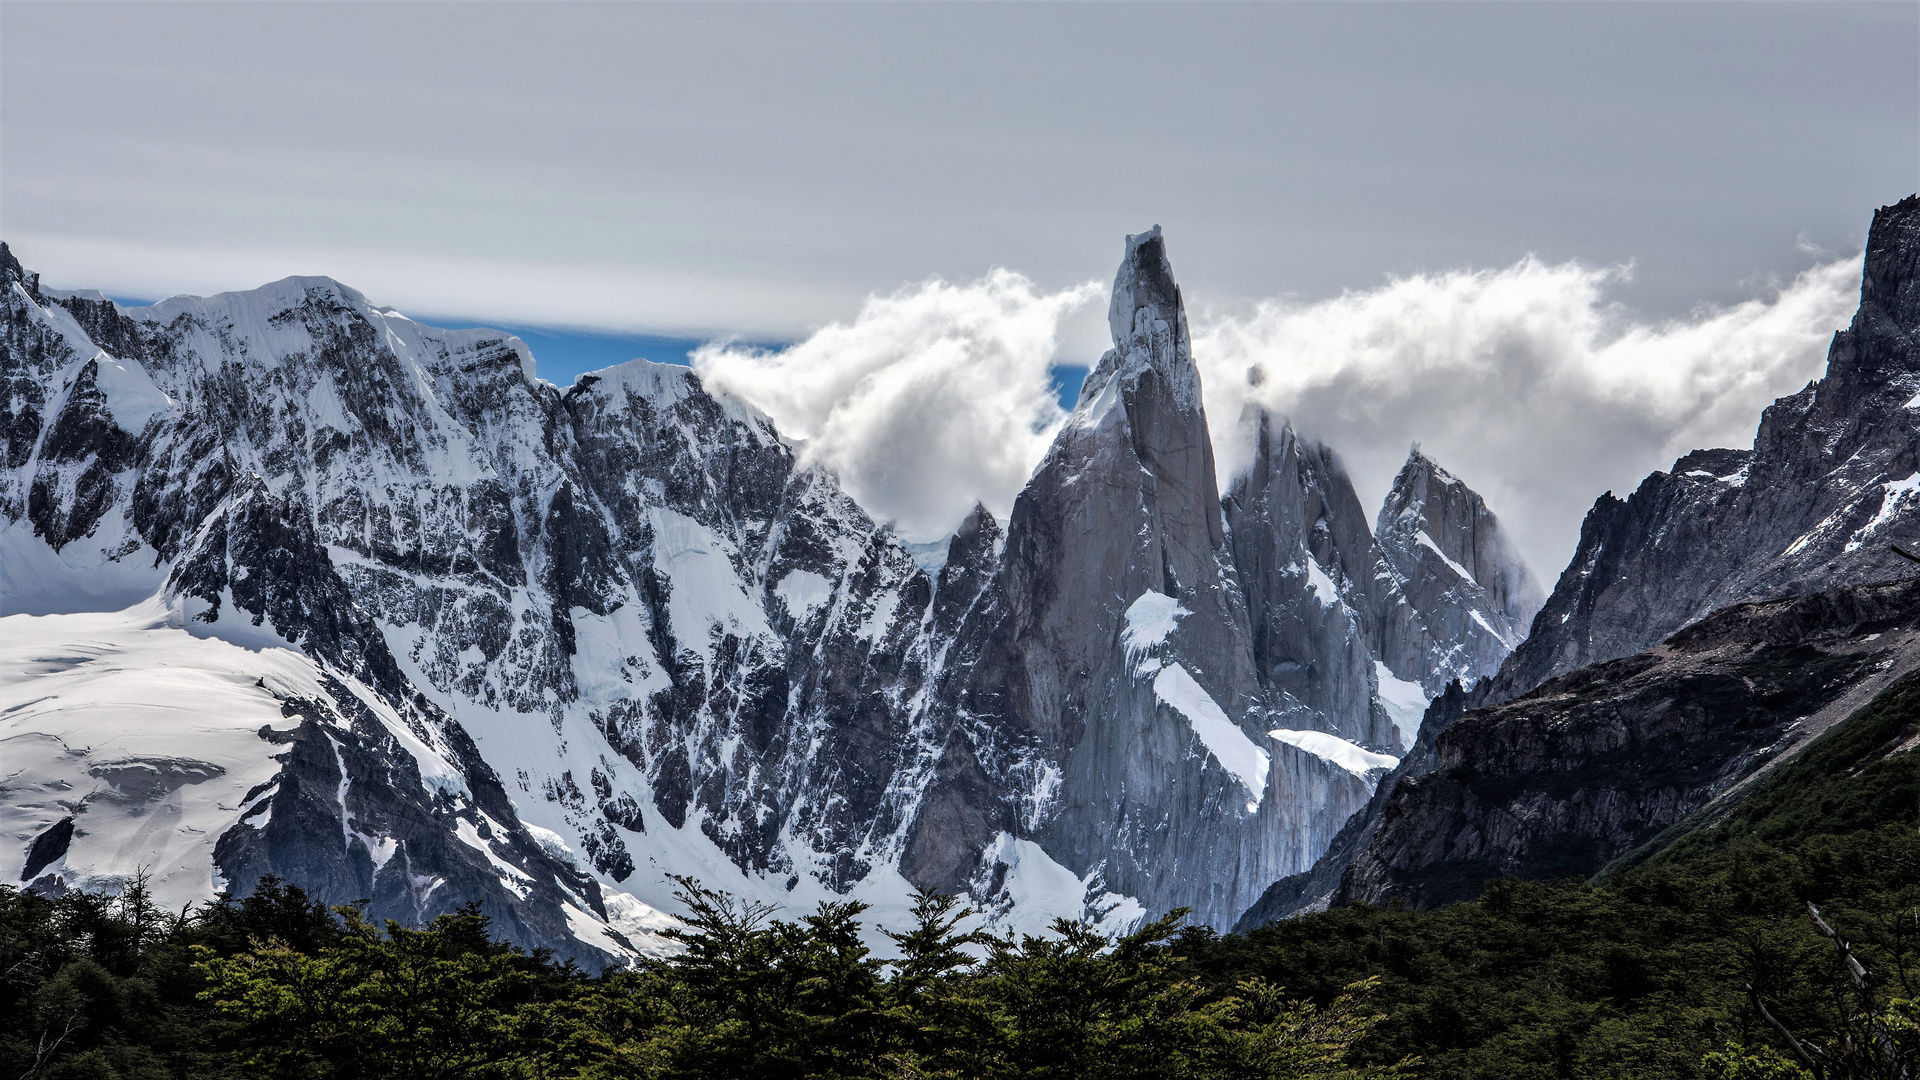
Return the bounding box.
[1193,256,1861,576]
[692,270,1100,542]
[691,253,1860,581]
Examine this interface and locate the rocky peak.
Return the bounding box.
[1367,447,1542,697]
[1,242,41,301]
[1377,446,1542,627]
[1105,226,1195,392]
[1223,411,1395,749]
[1860,193,1920,340]
[1075,226,1202,426]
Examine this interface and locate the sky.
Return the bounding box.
[4,1,1917,578]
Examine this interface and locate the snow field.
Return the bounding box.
[0,601,316,911]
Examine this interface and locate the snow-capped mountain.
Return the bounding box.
[1369,449,1544,698]
[1,231,1535,958]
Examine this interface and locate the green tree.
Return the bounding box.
[196,903,552,1080]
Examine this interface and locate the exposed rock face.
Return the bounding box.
[1,229,1537,952]
[1232,678,1474,929]
[1371,451,1543,696]
[1490,195,1920,702]
[1223,416,1396,751]
[898,231,1373,929]
[1237,195,1920,929]
[1336,578,1920,909]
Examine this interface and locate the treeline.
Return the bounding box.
[8,678,1919,1079]
[1,874,1406,1080]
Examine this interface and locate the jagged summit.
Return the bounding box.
[1104,225,1189,365]
[1858,193,1920,344]
[1220,421,1540,925]
[1379,446,1542,627]
[1369,447,1543,696]
[1075,225,1203,422]
[1,242,41,299]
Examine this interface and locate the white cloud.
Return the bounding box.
[690,251,1859,579]
[693,270,1101,542]
[1191,255,1861,576]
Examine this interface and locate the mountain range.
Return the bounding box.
[1,225,1546,960]
[7,193,1914,963]
[1238,193,1920,926]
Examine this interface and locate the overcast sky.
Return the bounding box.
[4,1,1917,579]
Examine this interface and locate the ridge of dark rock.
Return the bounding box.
[1335,576,1920,910]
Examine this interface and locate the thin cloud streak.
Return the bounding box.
[10,233,860,341]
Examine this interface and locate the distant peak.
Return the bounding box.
[1396,444,1456,488]
[1,241,41,301]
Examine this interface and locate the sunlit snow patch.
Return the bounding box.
[84,352,173,432]
[1414,531,1474,581]
[978,832,1146,939]
[1267,729,1399,780]
[601,891,683,959]
[1122,590,1189,668]
[650,507,774,645]
[1303,559,1340,607]
[0,601,316,910]
[1152,663,1268,810]
[1373,661,1430,750]
[1844,473,1920,552]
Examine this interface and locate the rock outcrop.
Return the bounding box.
[1223,415,1396,751]
[1370,450,1543,696]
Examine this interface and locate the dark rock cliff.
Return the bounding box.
[1336,577,1920,909]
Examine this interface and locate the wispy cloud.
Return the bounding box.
[693,270,1101,543]
[1193,255,1861,574]
[695,250,1860,580]
[10,233,857,341]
